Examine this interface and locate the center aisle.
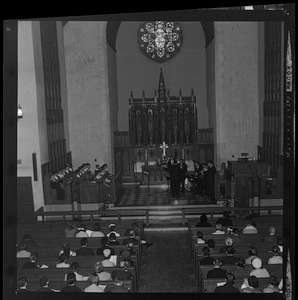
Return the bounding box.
[138,230,197,293]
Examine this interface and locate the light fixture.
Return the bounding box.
[17,105,23,119]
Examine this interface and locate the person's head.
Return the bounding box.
[93,222,101,231]
[103,248,111,259]
[66,224,76,231]
[62,242,71,256]
[269,226,276,235]
[173,160,178,165]
[39,276,49,288]
[277,237,283,246]
[86,163,91,169]
[200,214,208,223]
[109,232,117,241]
[197,231,204,239]
[207,160,214,167]
[109,224,116,231]
[102,164,108,171]
[251,257,262,270]
[22,234,32,242]
[215,222,223,231]
[226,246,235,255]
[30,252,38,262]
[132,222,139,229]
[248,275,259,289]
[80,238,88,247]
[66,272,76,285]
[77,223,86,232]
[88,272,99,285]
[114,276,124,286]
[225,237,234,247]
[202,246,210,257]
[17,276,28,289]
[18,242,29,251]
[272,245,281,256]
[213,258,222,268]
[119,260,129,269]
[268,276,279,287]
[58,252,68,263]
[129,230,136,238]
[207,239,215,249]
[127,242,134,249]
[70,262,79,272]
[95,164,100,169]
[94,261,104,273]
[248,246,258,257]
[245,219,253,226]
[120,249,131,260]
[225,273,235,285]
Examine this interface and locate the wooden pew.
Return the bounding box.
[201,277,275,293]
[24,279,134,292]
[17,266,138,292]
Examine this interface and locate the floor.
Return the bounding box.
[138,231,197,293]
[118,185,213,207]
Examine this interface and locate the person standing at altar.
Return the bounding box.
[204,160,217,202]
[179,159,188,193]
[194,161,204,195]
[169,160,181,198]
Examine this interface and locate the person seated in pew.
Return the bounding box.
[22,252,40,268]
[250,257,270,278]
[101,249,116,267]
[56,253,71,268]
[196,214,212,227]
[94,261,113,281]
[36,276,59,292]
[61,272,82,292]
[108,232,120,246]
[196,231,206,244]
[122,230,139,246]
[200,246,215,265]
[75,224,88,238]
[126,242,137,255]
[84,272,105,293]
[226,227,243,243]
[263,226,277,243]
[240,275,262,293]
[221,246,239,265]
[65,262,88,281]
[59,242,76,258]
[22,234,39,250]
[125,222,153,248]
[107,224,120,237]
[112,260,133,281]
[119,249,135,267]
[245,246,259,265]
[206,258,228,278]
[268,245,283,264]
[96,237,115,256]
[276,237,283,253]
[263,275,280,293]
[242,219,258,234]
[105,276,130,293]
[17,242,31,258]
[212,222,225,235]
[76,238,94,256]
[206,239,216,254]
[216,211,234,228]
[90,222,105,237]
[219,237,236,254]
[16,276,28,294]
[64,224,77,238]
[214,272,240,293]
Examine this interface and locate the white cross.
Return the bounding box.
[160,141,168,157]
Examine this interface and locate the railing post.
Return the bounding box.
[146,210,149,226]
[182,209,185,225]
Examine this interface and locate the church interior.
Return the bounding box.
[3,6,295,297]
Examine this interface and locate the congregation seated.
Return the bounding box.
[122,230,139,246]
[111,260,134,281]
[101,249,116,267]
[56,253,70,268]
[17,242,31,258]
[206,239,216,254]
[105,276,130,293]
[84,272,105,293]
[245,246,258,265]
[263,275,280,293]
[119,249,135,267]
[199,247,214,265]
[94,261,113,281]
[90,222,105,237]
[65,262,88,281]
[75,224,88,238]
[214,272,240,293]
[61,272,82,292]
[125,222,153,248]
[219,237,236,253]
[196,231,206,244]
[240,275,262,293]
[59,242,76,257]
[107,223,121,237]
[216,211,234,228]
[250,257,270,278]
[196,214,212,227]
[212,223,225,235]
[16,276,28,294]
[96,237,115,256]
[36,276,59,292]
[206,258,228,278]
[76,238,94,256]
[263,226,277,243]
[108,232,121,246]
[242,219,258,234]
[65,224,77,238]
[268,245,283,264]
[220,246,239,265]
[22,252,39,269]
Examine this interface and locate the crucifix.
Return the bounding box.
[160,141,169,157]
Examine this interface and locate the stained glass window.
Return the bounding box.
[137,21,183,63]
